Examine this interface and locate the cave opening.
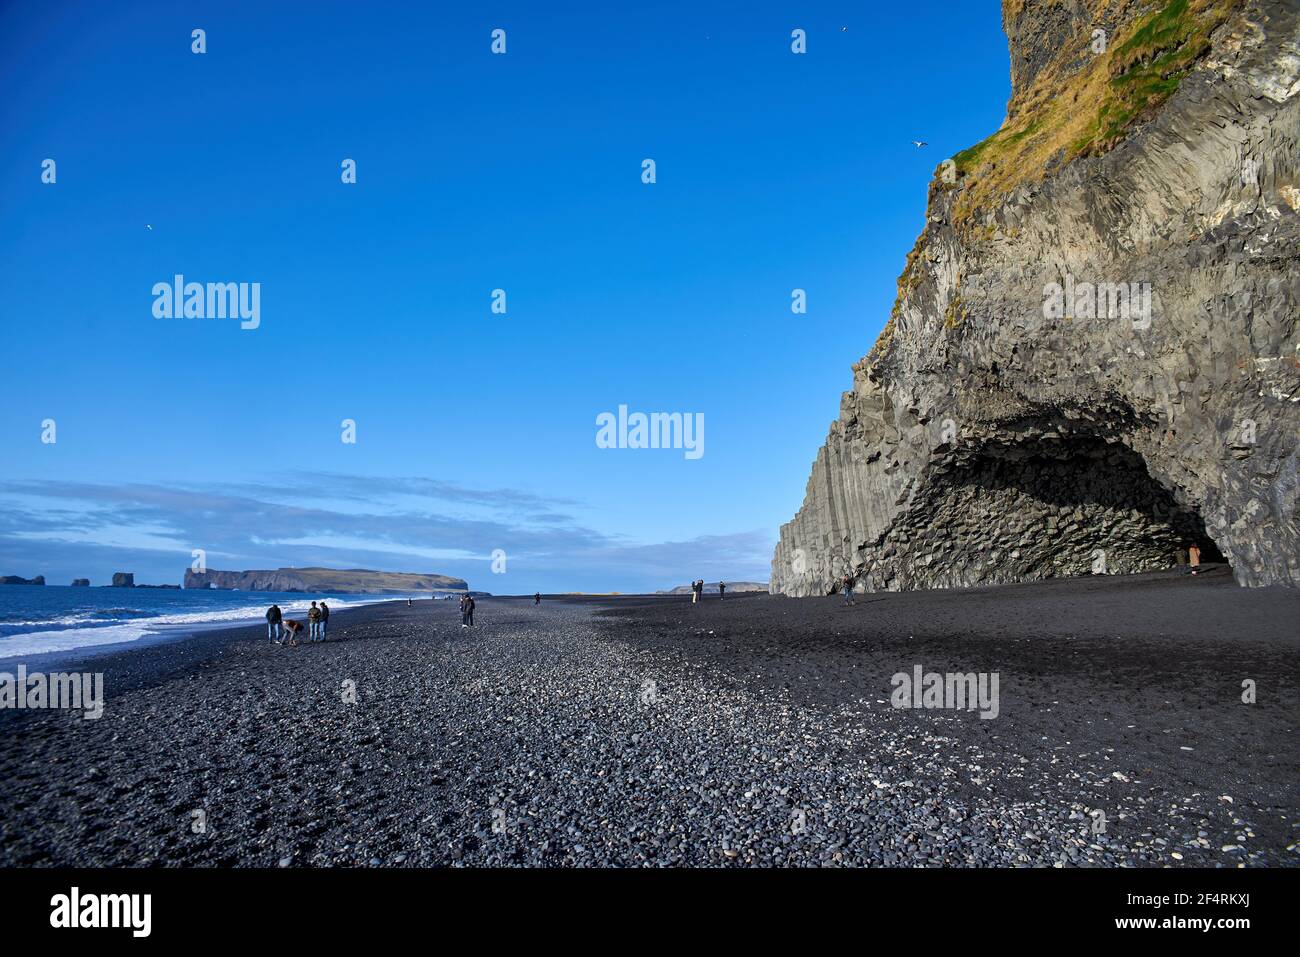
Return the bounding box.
[859,435,1227,590]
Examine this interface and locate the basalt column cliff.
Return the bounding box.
[773,0,1299,595]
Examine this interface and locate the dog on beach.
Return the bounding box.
[281,620,305,645]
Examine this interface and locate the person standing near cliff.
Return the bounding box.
[1188,544,1202,576]
[317,601,329,640]
[266,604,282,643]
[841,574,856,606]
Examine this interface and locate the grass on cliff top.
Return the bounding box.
[947,0,1237,227]
[865,0,1237,368]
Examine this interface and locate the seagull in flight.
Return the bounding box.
[912,141,928,148]
[145,224,152,230]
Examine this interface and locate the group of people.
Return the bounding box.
[689,580,725,603]
[264,592,495,644]
[264,601,330,645]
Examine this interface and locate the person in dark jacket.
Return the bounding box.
[307,602,321,641]
[718,581,726,599]
[460,595,475,627]
[317,601,329,640]
[841,574,856,606]
[266,604,282,643]
[534,592,541,605]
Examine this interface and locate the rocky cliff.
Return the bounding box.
[184,566,469,594]
[773,0,1299,595]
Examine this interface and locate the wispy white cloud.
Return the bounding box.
[0,475,773,591]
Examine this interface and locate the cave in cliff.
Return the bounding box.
[851,435,1225,594]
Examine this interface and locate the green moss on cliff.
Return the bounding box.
[873,0,1238,367]
[943,294,970,330]
[949,0,1238,227]
[1076,0,1224,149]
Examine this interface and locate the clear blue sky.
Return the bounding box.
[0,0,1010,592]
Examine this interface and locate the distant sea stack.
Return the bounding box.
[111,572,135,587]
[773,0,1300,596]
[0,575,45,586]
[71,579,90,587]
[184,567,469,594]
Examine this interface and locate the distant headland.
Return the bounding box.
[0,575,45,586]
[184,566,469,594]
[658,581,768,595]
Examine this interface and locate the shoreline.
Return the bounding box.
[0,597,424,698]
[0,594,441,675]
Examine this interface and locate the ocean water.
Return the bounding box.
[0,584,423,659]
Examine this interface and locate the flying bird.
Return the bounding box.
[912,141,928,148]
[145,224,152,230]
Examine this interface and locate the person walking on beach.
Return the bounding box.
[718,581,726,599]
[266,604,282,643]
[307,602,320,641]
[841,574,856,606]
[1188,543,1202,576]
[317,601,329,641]
[460,594,475,627]
[534,592,541,606]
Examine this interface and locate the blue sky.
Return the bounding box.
[0,1,1010,592]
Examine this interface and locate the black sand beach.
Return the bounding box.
[1,569,1296,867]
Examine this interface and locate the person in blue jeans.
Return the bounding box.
[317,601,329,641]
[266,604,282,642]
